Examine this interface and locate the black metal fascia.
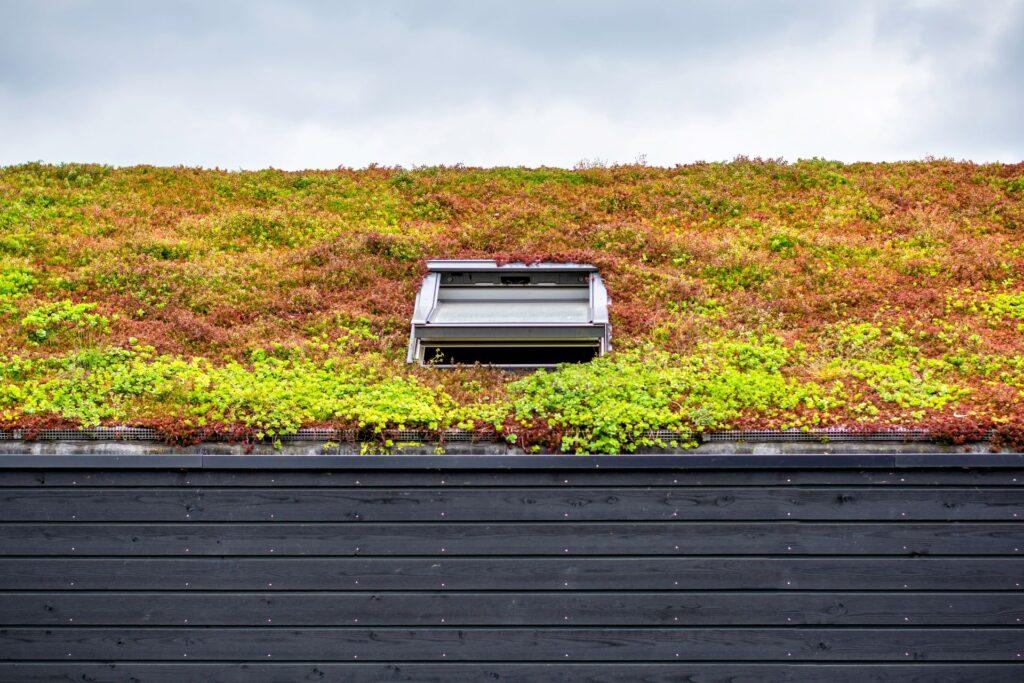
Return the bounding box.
[0,452,1022,469]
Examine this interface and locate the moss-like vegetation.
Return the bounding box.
[1,160,1023,451]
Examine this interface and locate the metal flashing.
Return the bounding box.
[0,451,1021,470]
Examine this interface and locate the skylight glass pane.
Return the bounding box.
[423,344,599,365]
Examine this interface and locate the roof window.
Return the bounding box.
[407,260,611,368]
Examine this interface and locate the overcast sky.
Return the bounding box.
[1,0,1021,169]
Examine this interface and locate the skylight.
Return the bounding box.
[407,260,611,368]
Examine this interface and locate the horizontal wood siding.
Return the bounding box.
[0,467,1022,682]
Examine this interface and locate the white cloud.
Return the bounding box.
[0,0,1020,168]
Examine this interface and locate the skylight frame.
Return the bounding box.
[407,260,611,368]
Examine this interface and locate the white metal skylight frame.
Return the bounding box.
[407,260,611,368]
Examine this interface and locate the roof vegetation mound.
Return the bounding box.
[1,160,1023,452]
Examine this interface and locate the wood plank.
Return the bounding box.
[3,592,1021,626]
[3,487,1022,521]
[2,522,1021,556]
[1,627,1021,661]
[0,469,1020,673]
[2,663,1022,683]
[4,469,1024,487]
[1,558,1020,590]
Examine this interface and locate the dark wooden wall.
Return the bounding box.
[1,466,1022,681]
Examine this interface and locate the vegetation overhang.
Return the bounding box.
[1,160,1023,453]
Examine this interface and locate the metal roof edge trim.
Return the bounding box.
[0,427,989,443]
[0,452,1022,469]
